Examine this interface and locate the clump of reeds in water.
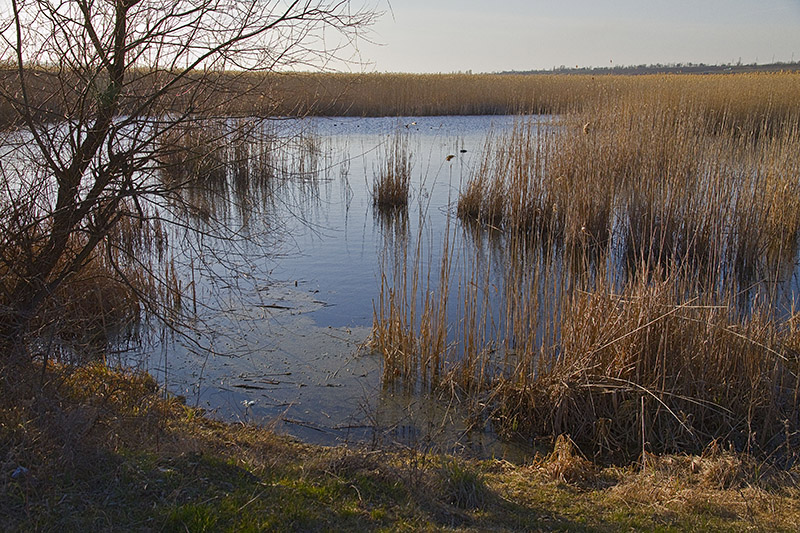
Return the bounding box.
[159,118,283,186]
[371,214,451,386]
[157,118,288,224]
[457,122,560,236]
[373,98,800,463]
[373,132,412,209]
[458,100,800,283]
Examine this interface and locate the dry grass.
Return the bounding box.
[539,434,598,485]
[4,362,798,531]
[494,443,800,531]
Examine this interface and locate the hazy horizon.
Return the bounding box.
[346,0,800,74]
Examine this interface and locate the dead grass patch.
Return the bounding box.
[3,362,800,531]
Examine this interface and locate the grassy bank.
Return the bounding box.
[2,363,799,531]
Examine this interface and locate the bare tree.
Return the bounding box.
[0,0,375,357]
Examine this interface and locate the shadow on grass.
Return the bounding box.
[3,362,797,532]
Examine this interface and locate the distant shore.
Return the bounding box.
[501,60,800,76]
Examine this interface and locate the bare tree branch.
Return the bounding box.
[0,0,376,356]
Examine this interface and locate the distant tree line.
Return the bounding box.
[502,61,800,76]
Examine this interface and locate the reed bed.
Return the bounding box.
[372,98,800,462]
[222,72,800,129]
[4,69,800,128]
[458,101,800,285]
[372,132,412,209]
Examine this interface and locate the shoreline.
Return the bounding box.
[2,362,799,531]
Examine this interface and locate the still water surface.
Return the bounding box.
[132,115,538,458]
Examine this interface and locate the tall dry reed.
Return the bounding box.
[372,132,412,209]
[373,97,800,462]
[6,70,800,127]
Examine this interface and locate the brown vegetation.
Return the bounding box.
[4,70,800,126]
[3,361,799,531]
[372,93,800,463]
[372,132,413,209]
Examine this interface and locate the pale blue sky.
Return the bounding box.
[353,0,800,72]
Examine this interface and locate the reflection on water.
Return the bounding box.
[130,115,535,459]
[128,114,800,460]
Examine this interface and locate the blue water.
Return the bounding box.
[124,112,800,459]
[129,115,538,459]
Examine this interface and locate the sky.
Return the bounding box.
[352,0,800,73]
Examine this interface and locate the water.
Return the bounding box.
[130,115,539,459]
[125,112,800,460]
